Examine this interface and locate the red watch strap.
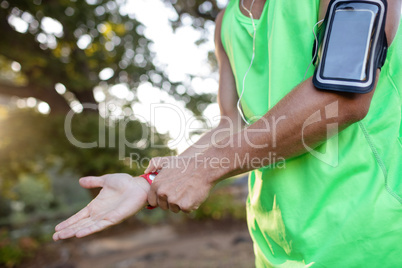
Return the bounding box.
[140,172,157,185]
[140,172,158,209]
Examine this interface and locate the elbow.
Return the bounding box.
[354,105,370,122]
[345,70,379,122]
[344,97,372,123]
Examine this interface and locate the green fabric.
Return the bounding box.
[221,0,402,267]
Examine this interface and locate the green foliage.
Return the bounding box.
[0,108,173,198]
[168,0,223,29]
[13,175,54,213]
[0,196,12,219]
[0,0,220,197]
[191,189,246,221]
[189,178,247,221]
[0,0,214,116]
[0,243,24,268]
[0,229,26,268]
[0,56,27,86]
[1,0,153,91]
[0,228,43,268]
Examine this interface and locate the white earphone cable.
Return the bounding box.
[237,0,257,126]
[301,19,324,82]
[237,1,323,125]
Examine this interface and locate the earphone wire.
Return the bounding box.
[301,19,324,82]
[237,2,323,125]
[237,0,257,126]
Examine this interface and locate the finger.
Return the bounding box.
[180,205,192,214]
[144,165,153,174]
[54,218,94,240]
[55,207,89,232]
[158,194,169,210]
[57,217,93,237]
[147,186,158,207]
[54,228,78,241]
[180,204,199,214]
[144,165,155,174]
[79,176,105,189]
[53,232,60,241]
[58,218,101,239]
[144,158,157,174]
[75,220,113,238]
[169,203,180,213]
[145,157,162,174]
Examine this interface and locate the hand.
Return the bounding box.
[53,173,150,241]
[144,156,217,213]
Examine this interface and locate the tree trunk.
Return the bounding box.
[73,90,98,114]
[0,82,72,114]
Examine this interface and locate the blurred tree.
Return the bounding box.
[0,0,214,115]
[0,0,221,196]
[168,0,224,75]
[1,0,141,113]
[169,0,222,28]
[0,0,226,206]
[0,108,173,198]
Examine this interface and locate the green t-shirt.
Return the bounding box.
[221,0,402,267]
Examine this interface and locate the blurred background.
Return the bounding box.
[0,0,253,267]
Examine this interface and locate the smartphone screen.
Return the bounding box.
[323,9,375,81]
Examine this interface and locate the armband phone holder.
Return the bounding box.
[313,0,388,93]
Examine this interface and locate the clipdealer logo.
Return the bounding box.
[301,101,339,167]
[64,101,339,168]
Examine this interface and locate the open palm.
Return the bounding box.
[53,173,150,241]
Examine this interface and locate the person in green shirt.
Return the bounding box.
[54,0,402,266]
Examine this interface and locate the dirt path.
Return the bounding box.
[21,220,255,268]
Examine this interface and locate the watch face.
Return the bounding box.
[149,174,156,181]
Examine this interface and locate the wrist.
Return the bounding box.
[133,176,151,193]
[139,172,158,209]
[201,145,234,184]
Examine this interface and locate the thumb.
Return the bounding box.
[145,157,162,174]
[79,176,105,189]
[147,185,158,207]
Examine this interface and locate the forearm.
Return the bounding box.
[204,77,376,182]
[179,117,243,157]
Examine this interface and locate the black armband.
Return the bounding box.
[313,0,388,93]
